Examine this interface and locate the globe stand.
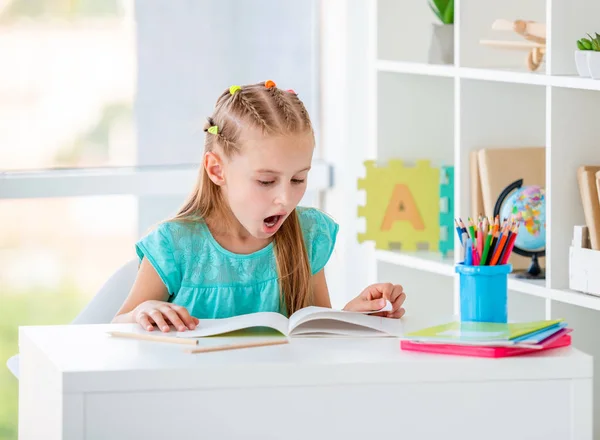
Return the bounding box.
[493,178,546,280]
[514,252,545,279]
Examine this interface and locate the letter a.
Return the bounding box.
[380,184,424,231]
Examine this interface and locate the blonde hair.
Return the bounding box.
[173,81,314,315]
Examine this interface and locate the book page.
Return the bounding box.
[290,319,391,337]
[287,302,392,329]
[176,312,290,338]
[288,307,403,337]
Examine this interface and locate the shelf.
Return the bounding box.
[376,60,600,91]
[374,253,600,310]
[374,250,455,276]
[376,60,456,78]
[508,278,600,312]
[458,67,547,86]
[549,74,600,92]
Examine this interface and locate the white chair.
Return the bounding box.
[6,258,139,379]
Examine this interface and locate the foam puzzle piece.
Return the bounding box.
[358,159,440,251]
[439,166,455,257]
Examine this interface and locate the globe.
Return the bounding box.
[499,185,546,252]
[493,180,546,279]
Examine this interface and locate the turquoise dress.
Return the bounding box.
[135,206,339,319]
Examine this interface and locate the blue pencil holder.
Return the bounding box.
[455,263,512,323]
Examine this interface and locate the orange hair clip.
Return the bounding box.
[265,80,276,88]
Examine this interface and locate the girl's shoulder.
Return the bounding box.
[296,206,339,234]
[136,218,209,261]
[296,206,339,274]
[144,218,206,241]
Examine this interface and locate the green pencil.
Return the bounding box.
[480,234,493,266]
[467,217,476,239]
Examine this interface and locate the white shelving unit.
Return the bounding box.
[366,0,600,311]
[361,0,600,434]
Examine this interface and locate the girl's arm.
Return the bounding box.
[312,269,332,308]
[312,269,406,318]
[112,258,198,332]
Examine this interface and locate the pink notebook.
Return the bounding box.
[400,333,572,358]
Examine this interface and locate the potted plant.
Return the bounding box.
[586,33,600,79]
[575,35,593,77]
[427,0,454,65]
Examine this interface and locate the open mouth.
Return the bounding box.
[263,215,282,228]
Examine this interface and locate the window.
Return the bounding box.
[0,2,327,438]
[0,196,137,438]
[0,0,137,171]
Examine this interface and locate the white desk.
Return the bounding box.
[19,321,593,440]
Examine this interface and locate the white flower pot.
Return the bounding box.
[587,51,600,79]
[575,50,591,77]
[428,23,454,65]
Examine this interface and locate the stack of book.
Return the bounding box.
[400,319,572,358]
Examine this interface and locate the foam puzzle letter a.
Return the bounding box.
[357,159,440,251]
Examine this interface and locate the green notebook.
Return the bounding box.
[404,319,564,345]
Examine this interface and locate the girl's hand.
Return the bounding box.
[133,300,199,333]
[343,283,406,319]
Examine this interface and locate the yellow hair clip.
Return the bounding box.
[229,85,241,95]
[207,125,219,135]
[265,79,276,89]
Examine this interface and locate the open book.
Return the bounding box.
[175,304,404,338]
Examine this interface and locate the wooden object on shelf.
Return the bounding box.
[470,151,484,220]
[576,166,600,250]
[480,19,547,71]
[572,225,590,249]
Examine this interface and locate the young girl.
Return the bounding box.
[113,80,406,333]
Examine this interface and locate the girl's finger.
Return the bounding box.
[390,285,404,303]
[149,310,170,332]
[392,292,407,312]
[138,313,154,331]
[171,305,197,330]
[387,308,406,319]
[365,298,387,311]
[161,307,186,332]
[380,283,395,300]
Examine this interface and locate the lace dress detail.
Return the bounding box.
[135,206,338,318]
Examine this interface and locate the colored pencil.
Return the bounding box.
[500,224,519,264]
[185,338,289,354]
[465,238,473,265]
[455,215,519,266]
[480,233,493,266]
[455,219,464,244]
[467,218,476,240]
[490,223,510,265]
[486,229,499,265]
[107,331,198,346]
[477,222,484,258]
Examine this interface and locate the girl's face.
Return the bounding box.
[209,131,314,239]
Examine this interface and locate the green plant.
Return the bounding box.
[577,33,600,51]
[428,0,454,25]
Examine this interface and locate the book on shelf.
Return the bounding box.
[577,165,600,250]
[173,303,403,338]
